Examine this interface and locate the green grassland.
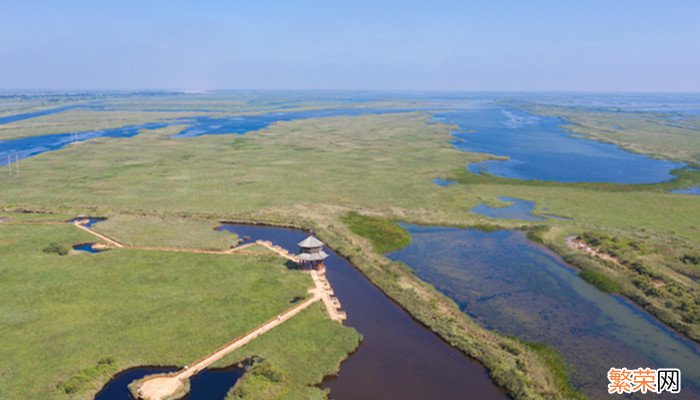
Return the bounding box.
[0,222,359,399]
[95,214,237,250]
[525,105,700,162]
[1,105,698,399]
[340,211,411,253]
[219,303,361,400]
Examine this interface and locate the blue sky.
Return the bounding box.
[1,1,699,92]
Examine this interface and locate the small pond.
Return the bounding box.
[433,178,456,187]
[72,243,106,253]
[95,365,244,400]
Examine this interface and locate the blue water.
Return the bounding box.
[388,225,700,399]
[175,108,416,138]
[0,122,168,165]
[95,365,244,400]
[433,178,456,187]
[0,105,80,125]
[437,107,686,183]
[672,186,700,195]
[72,243,104,253]
[471,196,546,221]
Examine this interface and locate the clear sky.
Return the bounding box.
[1,0,699,92]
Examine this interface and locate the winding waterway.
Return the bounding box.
[217,224,507,400]
[0,107,415,164]
[388,225,700,399]
[0,123,168,166]
[0,105,82,125]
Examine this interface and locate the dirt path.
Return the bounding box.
[565,235,620,265]
[73,221,124,248]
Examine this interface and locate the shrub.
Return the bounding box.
[57,357,117,394]
[43,242,69,256]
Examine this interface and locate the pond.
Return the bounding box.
[436,106,686,183]
[387,225,700,399]
[72,243,106,253]
[95,365,244,400]
[217,223,507,400]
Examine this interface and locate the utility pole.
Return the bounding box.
[15,155,20,176]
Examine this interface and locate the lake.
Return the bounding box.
[388,225,700,399]
[435,106,686,183]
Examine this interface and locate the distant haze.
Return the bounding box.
[1,0,699,92]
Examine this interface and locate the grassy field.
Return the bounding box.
[1,98,698,399]
[0,221,359,399]
[219,303,360,400]
[95,214,238,250]
[340,212,411,253]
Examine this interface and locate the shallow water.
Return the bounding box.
[433,178,457,187]
[471,196,546,221]
[174,107,416,138]
[436,106,686,183]
[217,223,507,400]
[388,225,700,399]
[671,186,700,195]
[95,365,244,400]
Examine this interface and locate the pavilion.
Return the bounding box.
[297,236,329,270]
